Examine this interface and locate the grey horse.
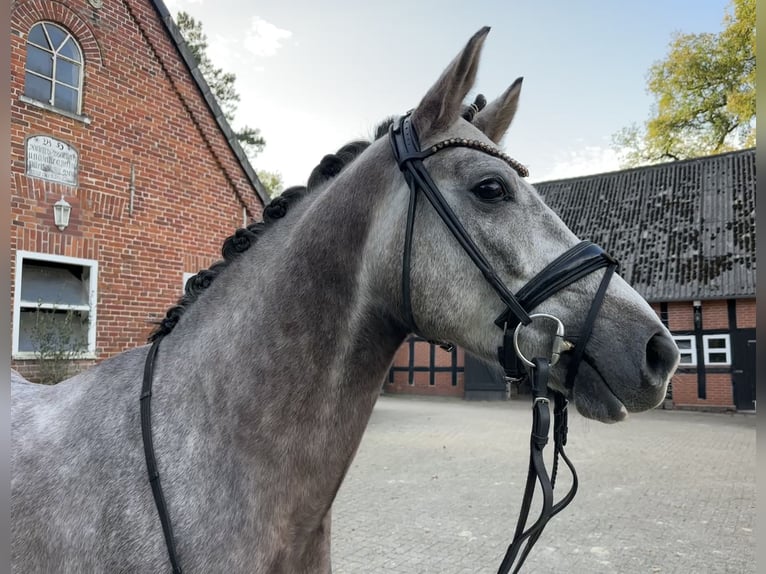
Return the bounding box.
[12,28,679,573]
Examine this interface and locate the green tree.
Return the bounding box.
[614,0,755,166]
[256,169,284,198]
[176,11,266,159]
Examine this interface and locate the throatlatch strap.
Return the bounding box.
[141,339,183,574]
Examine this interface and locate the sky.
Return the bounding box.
[162,0,732,186]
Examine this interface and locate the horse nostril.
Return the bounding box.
[644,332,680,386]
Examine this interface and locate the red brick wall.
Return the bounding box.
[670,373,700,406]
[667,301,694,331]
[700,299,728,329]
[11,0,263,379]
[386,341,464,397]
[736,298,756,328]
[671,372,734,410]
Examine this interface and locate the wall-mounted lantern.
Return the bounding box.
[53,196,71,231]
[693,300,702,330]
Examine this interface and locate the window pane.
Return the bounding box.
[18,308,89,353]
[55,59,80,87]
[675,339,691,350]
[28,24,49,48]
[679,353,694,365]
[26,44,53,77]
[708,352,728,364]
[707,338,727,349]
[24,72,52,103]
[44,23,67,51]
[59,38,81,62]
[54,84,78,113]
[20,262,89,306]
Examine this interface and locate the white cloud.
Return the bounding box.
[206,34,236,69]
[163,0,203,15]
[530,145,623,183]
[244,17,292,58]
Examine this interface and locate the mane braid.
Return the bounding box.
[149,107,489,341]
[148,185,307,341]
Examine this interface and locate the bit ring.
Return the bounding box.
[513,313,571,368]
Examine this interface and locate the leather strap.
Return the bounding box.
[564,263,616,390]
[495,241,616,329]
[496,361,578,574]
[141,338,183,574]
[401,164,421,333]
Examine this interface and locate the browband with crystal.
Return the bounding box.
[424,137,529,178]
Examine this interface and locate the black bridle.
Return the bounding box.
[389,112,618,573]
[140,112,617,574]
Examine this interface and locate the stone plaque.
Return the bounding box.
[26,135,78,186]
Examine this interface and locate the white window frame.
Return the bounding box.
[702,334,731,366]
[24,21,84,115]
[13,250,98,359]
[672,335,697,367]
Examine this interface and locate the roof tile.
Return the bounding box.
[535,149,756,301]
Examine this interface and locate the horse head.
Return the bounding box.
[368,28,679,422]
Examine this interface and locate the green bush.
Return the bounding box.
[29,304,88,384]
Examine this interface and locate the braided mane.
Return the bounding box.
[149,98,486,341]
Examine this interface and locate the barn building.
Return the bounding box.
[387,149,756,412]
[10,0,267,381]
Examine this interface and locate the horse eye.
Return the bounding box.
[471,178,509,202]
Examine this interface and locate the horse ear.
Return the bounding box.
[473,77,523,143]
[410,27,490,139]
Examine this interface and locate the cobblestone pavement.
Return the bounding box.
[331,395,755,573]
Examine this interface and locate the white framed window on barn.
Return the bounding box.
[672,335,696,366]
[13,251,98,359]
[702,334,731,366]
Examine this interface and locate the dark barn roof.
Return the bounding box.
[535,149,756,302]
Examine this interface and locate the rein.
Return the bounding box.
[389,113,618,573]
[139,112,617,574]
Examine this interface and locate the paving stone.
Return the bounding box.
[332,395,756,573]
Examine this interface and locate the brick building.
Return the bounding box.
[10,0,267,380]
[387,149,757,412]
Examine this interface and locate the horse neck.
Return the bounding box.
[153,142,407,478]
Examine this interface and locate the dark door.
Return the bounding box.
[732,329,756,411]
[464,352,507,400]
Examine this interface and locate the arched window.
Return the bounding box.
[24,22,83,114]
